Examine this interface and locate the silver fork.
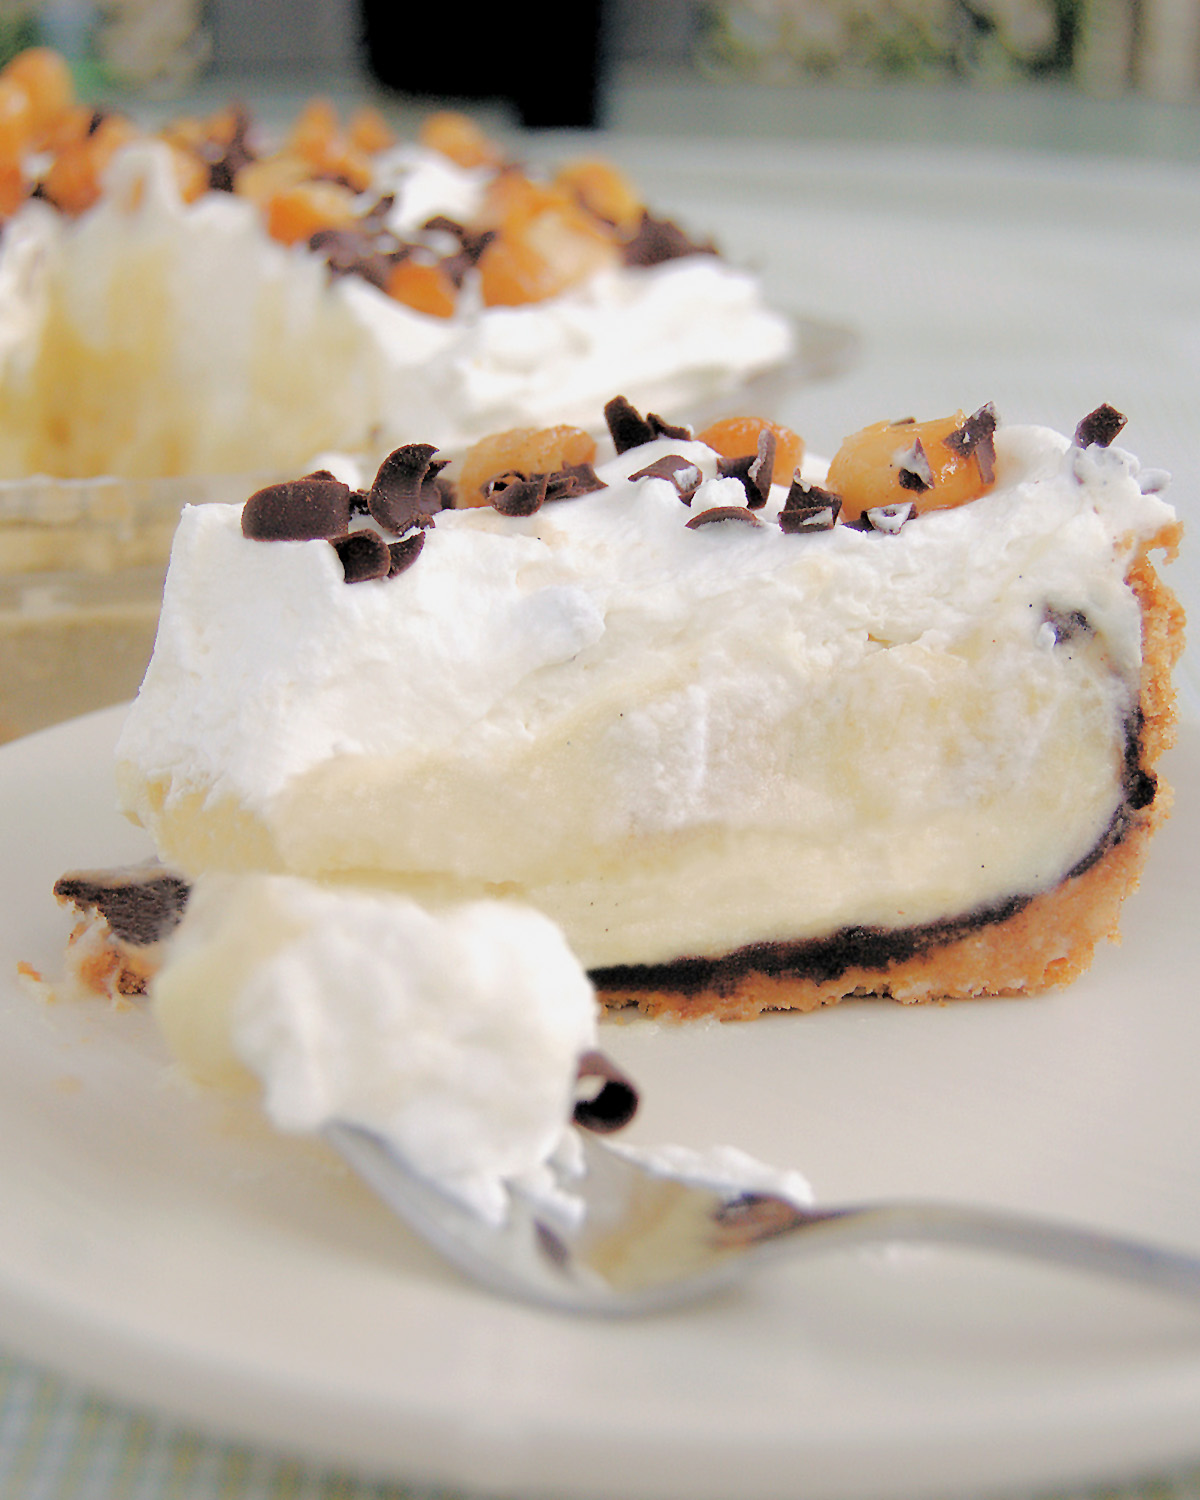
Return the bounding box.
[325,1120,1200,1316]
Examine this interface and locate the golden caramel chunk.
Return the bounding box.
[697,416,806,487]
[265,179,358,244]
[0,159,24,216]
[386,259,458,318]
[287,97,339,161]
[347,105,395,155]
[457,426,598,507]
[202,104,245,149]
[477,169,557,231]
[1,47,73,145]
[282,98,371,192]
[42,101,97,155]
[825,412,996,523]
[478,199,617,307]
[419,109,504,169]
[553,158,643,236]
[41,113,138,215]
[0,79,33,165]
[233,151,310,206]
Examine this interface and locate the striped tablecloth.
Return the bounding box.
[3,1348,1200,1500]
[0,1353,446,1500]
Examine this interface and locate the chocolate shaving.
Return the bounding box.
[483,462,606,516]
[573,1050,639,1134]
[544,462,607,501]
[487,471,548,516]
[604,395,698,453]
[895,438,934,493]
[242,476,353,541]
[865,502,914,533]
[780,479,841,533]
[422,215,496,265]
[943,402,997,484]
[718,428,776,509]
[605,395,656,453]
[1044,605,1092,644]
[368,443,447,534]
[686,505,762,530]
[203,104,256,193]
[622,212,717,267]
[54,862,190,947]
[630,453,703,503]
[387,530,426,575]
[648,413,694,441]
[358,193,396,229]
[330,530,391,583]
[1138,468,1171,496]
[310,226,405,292]
[1075,404,1127,450]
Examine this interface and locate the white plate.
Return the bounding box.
[3,705,1200,1500]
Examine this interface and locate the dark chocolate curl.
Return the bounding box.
[310,226,403,291]
[605,395,655,453]
[1075,404,1127,450]
[622,212,717,267]
[203,105,255,193]
[573,1050,639,1134]
[368,444,448,534]
[943,403,998,485]
[387,530,426,576]
[330,530,391,583]
[895,438,934,493]
[648,412,694,441]
[544,462,607,501]
[488,471,548,516]
[780,479,841,533]
[1044,605,1091,644]
[242,476,353,541]
[630,453,703,503]
[422,215,495,264]
[866,502,914,533]
[54,862,191,946]
[718,428,776,509]
[686,505,762,530]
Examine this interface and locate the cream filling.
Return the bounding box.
[120,627,1126,967]
[115,426,1172,970]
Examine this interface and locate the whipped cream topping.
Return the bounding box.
[149,871,819,1223]
[151,873,598,1220]
[116,422,1177,970]
[0,140,791,478]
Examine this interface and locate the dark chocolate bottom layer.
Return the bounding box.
[589,893,1033,1000]
[591,722,1155,1001]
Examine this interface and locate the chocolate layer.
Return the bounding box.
[591,720,1155,1002]
[54,862,190,947]
[589,894,1033,1001]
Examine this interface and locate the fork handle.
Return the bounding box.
[790,1202,1200,1301]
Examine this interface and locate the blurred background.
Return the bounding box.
[0,0,1197,117]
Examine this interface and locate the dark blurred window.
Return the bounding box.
[360,1,607,126]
